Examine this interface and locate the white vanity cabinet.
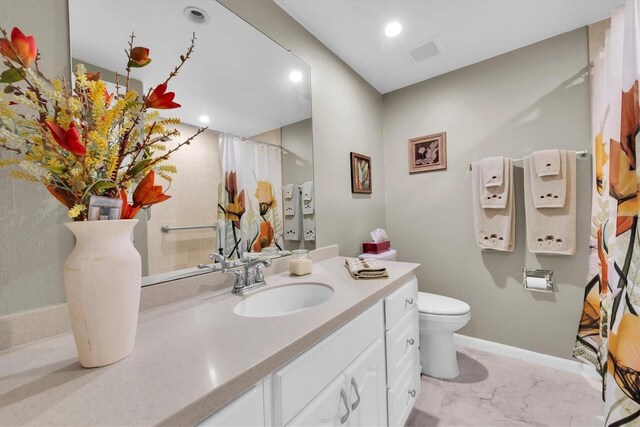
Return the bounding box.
[199,276,421,427]
[383,277,421,427]
[198,382,265,426]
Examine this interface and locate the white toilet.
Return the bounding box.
[417,292,471,379]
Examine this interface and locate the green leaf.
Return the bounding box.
[83,180,117,196]
[127,158,153,177]
[127,58,152,68]
[46,164,67,174]
[0,68,24,84]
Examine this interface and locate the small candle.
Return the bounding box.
[289,249,312,276]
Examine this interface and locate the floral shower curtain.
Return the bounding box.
[573,1,639,425]
[217,134,283,259]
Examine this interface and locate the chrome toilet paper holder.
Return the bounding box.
[523,268,554,293]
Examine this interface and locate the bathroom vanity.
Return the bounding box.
[0,256,420,426]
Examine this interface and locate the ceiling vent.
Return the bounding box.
[409,37,443,63]
[184,7,209,24]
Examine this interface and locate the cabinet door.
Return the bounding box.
[287,374,349,427]
[198,383,264,427]
[343,338,387,427]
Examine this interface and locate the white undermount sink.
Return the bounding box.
[233,283,334,318]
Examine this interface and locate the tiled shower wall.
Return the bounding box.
[146,123,219,276]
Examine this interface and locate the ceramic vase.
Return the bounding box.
[64,219,141,368]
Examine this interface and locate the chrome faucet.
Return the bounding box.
[198,253,272,294]
[229,258,272,294]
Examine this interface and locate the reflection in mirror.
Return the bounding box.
[69,0,313,286]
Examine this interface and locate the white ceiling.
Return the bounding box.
[276,0,623,94]
[69,0,311,136]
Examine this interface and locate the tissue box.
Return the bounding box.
[363,241,391,254]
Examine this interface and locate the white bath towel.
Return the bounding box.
[302,181,314,214]
[480,157,509,209]
[523,151,576,255]
[533,149,561,177]
[481,156,505,188]
[471,158,515,252]
[529,150,567,209]
[283,183,295,199]
[284,185,301,241]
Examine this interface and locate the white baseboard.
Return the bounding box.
[453,333,601,380]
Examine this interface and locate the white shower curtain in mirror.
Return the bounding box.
[217,134,283,259]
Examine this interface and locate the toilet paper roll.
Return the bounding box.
[526,276,549,290]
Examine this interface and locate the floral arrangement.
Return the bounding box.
[0,26,204,220]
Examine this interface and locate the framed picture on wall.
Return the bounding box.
[409,132,447,173]
[350,152,372,194]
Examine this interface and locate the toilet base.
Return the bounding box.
[420,332,459,379]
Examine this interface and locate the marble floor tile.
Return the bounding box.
[406,346,602,427]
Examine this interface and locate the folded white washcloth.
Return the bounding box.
[283,183,295,199]
[471,158,515,252]
[532,149,561,177]
[480,157,510,209]
[529,150,567,209]
[481,156,504,188]
[302,181,314,214]
[524,151,576,255]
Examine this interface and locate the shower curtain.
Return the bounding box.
[573,1,639,425]
[217,134,283,259]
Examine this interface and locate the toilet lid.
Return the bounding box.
[418,292,470,315]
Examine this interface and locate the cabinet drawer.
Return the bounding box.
[387,363,421,427]
[386,307,420,386]
[273,302,384,425]
[384,277,418,330]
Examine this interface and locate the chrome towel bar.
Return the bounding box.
[468,150,589,171]
[160,224,217,233]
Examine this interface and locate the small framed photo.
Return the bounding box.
[350,152,372,194]
[409,132,447,173]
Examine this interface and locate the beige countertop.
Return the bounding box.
[0,256,419,426]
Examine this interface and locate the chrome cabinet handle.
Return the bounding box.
[407,338,415,346]
[406,297,414,305]
[340,388,350,424]
[350,377,361,410]
[408,389,417,398]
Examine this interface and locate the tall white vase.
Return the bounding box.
[64,219,142,368]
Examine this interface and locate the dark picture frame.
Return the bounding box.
[350,152,372,194]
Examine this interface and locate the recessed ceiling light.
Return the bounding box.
[184,7,209,24]
[199,115,210,124]
[385,21,402,38]
[289,70,303,83]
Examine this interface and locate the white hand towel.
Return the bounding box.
[529,149,567,209]
[302,181,314,214]
[480,157,510,209]
[471,158,515,251]
[523,151,576,255]
[533,149,561,177]
[481,156,504,188]
[284,185,301,241]
[283,183,295,199]
[283,185,298,217]
[303,214,315,241]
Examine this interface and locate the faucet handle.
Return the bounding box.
[254,263,267,283]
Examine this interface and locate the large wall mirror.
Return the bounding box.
[0,0,315,316]
[69,0,315,285]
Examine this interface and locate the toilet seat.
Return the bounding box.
[418,292,470,316]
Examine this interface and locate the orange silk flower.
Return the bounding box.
[45,121,86,156]
[145,84,181,109]
[0,27,37,66]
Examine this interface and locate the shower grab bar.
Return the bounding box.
[468,150,589,171]
[160,224,217,233]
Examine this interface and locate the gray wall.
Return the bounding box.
[0,0,73,315]
[219,0,387,258]
[382,28,591,359]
